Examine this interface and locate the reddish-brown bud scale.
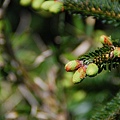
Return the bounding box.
[100,35,112,46]
[78,66,86,78]
[65,60,83,72]
[61,6,64,12]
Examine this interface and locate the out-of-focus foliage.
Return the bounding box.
[0,0,120,120]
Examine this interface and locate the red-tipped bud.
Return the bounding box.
[113,47,120,57]
[100,35,112,46]
[65,60,83,72]
[86,63,98,77]
[72,67,86,84]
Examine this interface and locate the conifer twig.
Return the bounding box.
[91,91,120,120]
[63,0,120,25]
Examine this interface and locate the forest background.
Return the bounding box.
[0,0,120,120]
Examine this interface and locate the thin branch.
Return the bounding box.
[0,0,10,19]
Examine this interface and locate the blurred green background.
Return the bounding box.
[0,0,120,120]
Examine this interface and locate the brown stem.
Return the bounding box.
[0,0,10,19]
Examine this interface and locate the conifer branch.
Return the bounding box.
[19,0,120,26]
[63,0,120,26]
[65,35,120,83]
[91,91,120,120]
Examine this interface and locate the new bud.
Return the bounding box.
[49,2,63,13]
[65,60,83,72]
[31,0,44,10]
[86,63,98,77]
[100,35,112,46]
[113,47,120,57]
[41,1,55,11]
[20,0,31,6]
[72,67,86,84]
